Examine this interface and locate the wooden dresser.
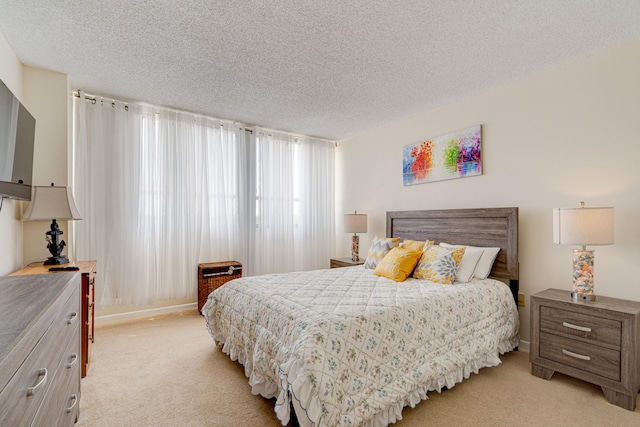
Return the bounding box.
[0,273,81,426]
[12,261,97,377]
[530,288,640,410]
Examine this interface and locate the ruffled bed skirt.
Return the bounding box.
[212,327,519,427]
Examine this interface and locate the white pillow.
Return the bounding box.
[440,243,500,280]
[437,243,482,282]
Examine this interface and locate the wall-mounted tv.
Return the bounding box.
[0,77,35,201]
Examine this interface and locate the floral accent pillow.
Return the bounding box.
[438,245,484,282]
[364,236,401,269]
[413,245,466,284]
[373,247,424,282]
[440,242,500,279]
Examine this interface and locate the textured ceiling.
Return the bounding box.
[1,1,639,140]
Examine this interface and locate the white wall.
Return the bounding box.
[22,66,71,265]
[336,40,640,342]
[0,31,72,274]
[0,32,25,275]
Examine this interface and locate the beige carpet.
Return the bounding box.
[77,309,640,427]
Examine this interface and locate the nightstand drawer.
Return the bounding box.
[539,331,621,381]
[540,306,621,348]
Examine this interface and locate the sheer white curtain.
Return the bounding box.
[254,128,334,274]
[73,94,334,307]
[73,95,249,307]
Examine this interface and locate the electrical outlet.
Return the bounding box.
[518,293,525,307]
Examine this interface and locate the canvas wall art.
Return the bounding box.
[402,124,482,186]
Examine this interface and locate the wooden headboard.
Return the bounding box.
[386,207,519,301]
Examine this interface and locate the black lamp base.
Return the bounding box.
[44,255,69,265]
[44,219,68,265]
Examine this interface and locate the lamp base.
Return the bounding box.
[44,219,68,265]
[44,255,69,265]
[571,291,596,302]
[572,249,596,302]
[351,234,360,262]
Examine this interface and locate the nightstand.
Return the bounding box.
[530,288,640,410]
[330,257,365,268]
[198,261,242,313]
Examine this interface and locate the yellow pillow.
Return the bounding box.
[373,247,424,282]
[399,239,434,251]
[413,245,466,284]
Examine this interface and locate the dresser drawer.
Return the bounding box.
[30,320,80,427]
[539,331,621,381]
[0,285,79,426]
[540,306,621,348]
[57,379,80,427]
[31,358,80,427]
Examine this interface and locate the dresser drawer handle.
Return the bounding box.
[562,349,591,361]
[66,353,79,369]
[68,311,79,324]
[66,393,78,413]
[562,322,592,333]
[27,368,47,396]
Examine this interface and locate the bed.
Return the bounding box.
[203,207,520,426]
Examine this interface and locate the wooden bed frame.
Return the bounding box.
[386,207,519,303]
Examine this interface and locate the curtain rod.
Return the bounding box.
[73,90,253,132]
[72,90,337,143]
[74,91,128,110]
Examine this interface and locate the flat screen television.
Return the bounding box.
[0,77,35,201]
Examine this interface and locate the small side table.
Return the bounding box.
[330,257,365,268]
[198,261,242,313]
[11,260,97,378]
[530,288,640,410]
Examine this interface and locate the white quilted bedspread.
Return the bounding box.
[203,266,519,427]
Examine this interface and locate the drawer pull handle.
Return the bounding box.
[66,353,79,369]
[66,393,78,413]
[203,266,241,278]
[562,322,591,333]
[562,349,591,361]
[27,368,47,396]
[68,311,79,324]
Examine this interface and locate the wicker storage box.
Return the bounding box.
[198,261,242,313]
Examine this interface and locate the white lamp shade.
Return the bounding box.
[22,186,83,221]
[344,213,367,234]
[553,206,613,246]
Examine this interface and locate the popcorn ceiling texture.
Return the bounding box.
[0,0,639,140]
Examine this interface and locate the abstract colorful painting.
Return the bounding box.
[403,125,482,186]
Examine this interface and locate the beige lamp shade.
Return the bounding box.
[22,185,83,221]
[344,213,367,234]
[553,205,614,246]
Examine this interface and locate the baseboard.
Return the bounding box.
[95,302,198,326]
[518,339,530,352]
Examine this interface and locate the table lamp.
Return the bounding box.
[344,211,367,261]
[553,202,614,301]
[22,184,83,264]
